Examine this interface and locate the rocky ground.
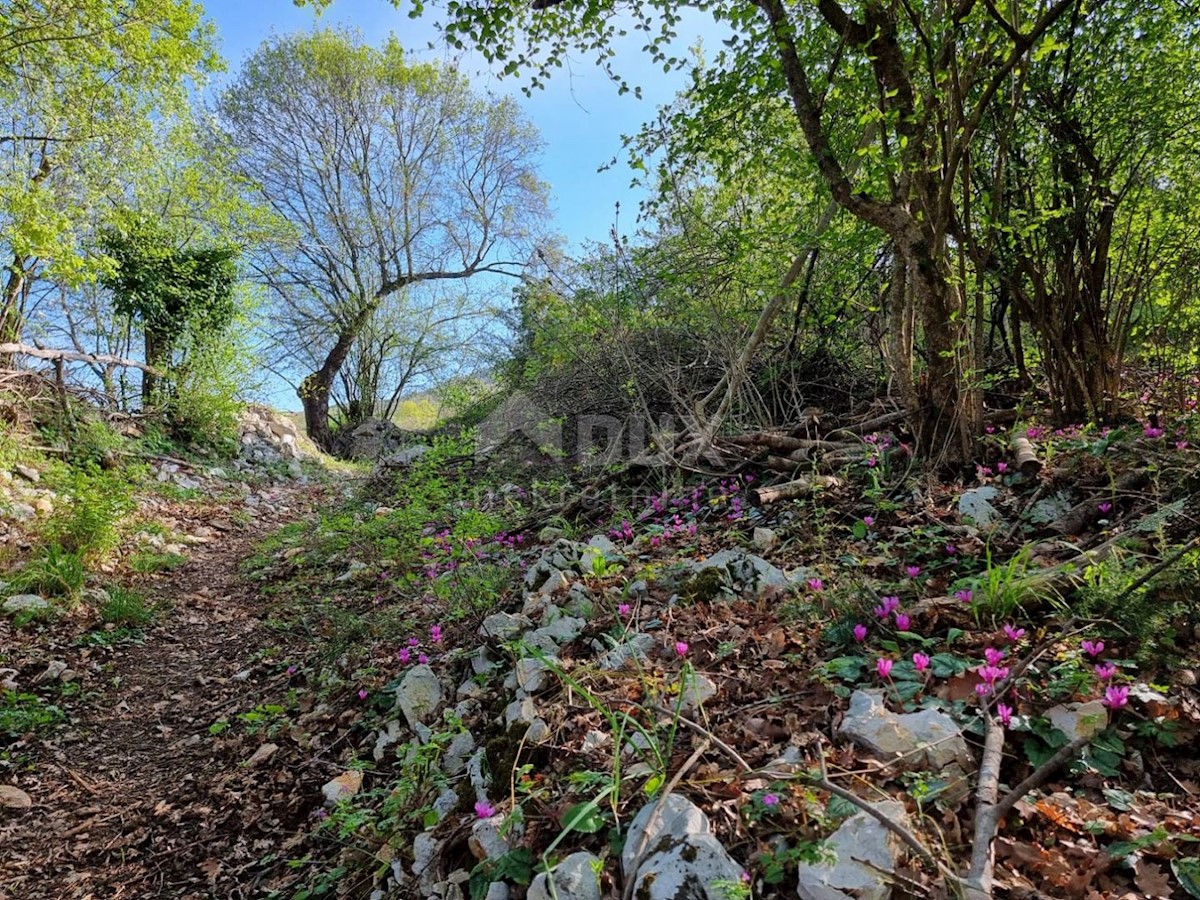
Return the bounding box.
[4,413,1200,900]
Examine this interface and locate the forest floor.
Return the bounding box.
[0,469,335,900]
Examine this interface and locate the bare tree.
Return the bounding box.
[216,29,549,449]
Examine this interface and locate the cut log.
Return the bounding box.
[751,475,843,504]
[1011,436,1042,475]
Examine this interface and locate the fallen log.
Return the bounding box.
[751,475,843,504]
[0,342,162,375]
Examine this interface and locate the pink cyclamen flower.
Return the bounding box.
[286,665,298,676]
[912,653,930,673]
[996,703,1014,728]
[905,565,921,578]
[808,578,824,591]
[430,625,443,643]
[1002,624,1026,643]
[1097,502,1113,515]
[398,648,411,664]
[980,466,994,477]
[853,623,869,642]
[1094,663,1118,680]
[1144,426,1165,439]
[863,515,875,527]
[474,801,496,818]
[984,647,1006,666]
[675,641,689,657]
[358,688,368,700]
[996,462,1008,473]
[945,544,957,555]
[985,425,996,434]
[418,653,429,665]
[1103,685,1130,709]
[978,664,1009,685]
[1082,640,1105,658]
[894,613,911,631]
[955,589,974,604]
[618,603,631,617]
[866,457,877,468]
[761,793,780,807]
[876,658,894,679]
[1177,441,1189,450]
[408,636,420,647]
[975,682,993,697]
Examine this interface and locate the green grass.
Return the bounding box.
[128,550,187,573]
[99,586,157,626]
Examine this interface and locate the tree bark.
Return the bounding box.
[299,324,361,452]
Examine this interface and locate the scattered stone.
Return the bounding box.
[1045,700,1108,742]
[321,770,363,807]
[683,549,790,598]
[33,496,53,516]
[373,720,403,761]
[529,614,585,647]
[752,526,779,552]
[481,612,532,641]
[384,444,432,466]
[3,594,49,615]
[839,689,972,772]
[528,851,602,900]
[515,657,552,694]
[13,464,39,483]
[7,502,36,520]
[444,730,477,776]
[622,794,711,877]
[413,831,443,887]
[796,801,907,900]
[431,787,459,824]
[679,672,718,712]
[0,785,32,810]
[395,665,444,729]
[597,633,655,671]
[630,832,745,900]
[958,486,1002,527]
[538,525,565,542]
[336,560,369,582]
[245,742,279,768]
[580,730,611,753]
[469,816,511,861]
[505,696,538,729]
[34,660,69,683]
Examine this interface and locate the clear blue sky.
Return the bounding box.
[200,0,715,252]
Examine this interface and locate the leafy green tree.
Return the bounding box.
[99,215,238,402]
[217,30,549,450]
[0,0,218,348]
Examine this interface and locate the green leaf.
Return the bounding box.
[1171,857,1200,898]
[562,801,606,834]
[1102,788,1135,811]
[930,653,969,678]
[825,793,860,820]
[822,656,868,682]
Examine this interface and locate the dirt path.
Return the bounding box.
[1,481,329,900]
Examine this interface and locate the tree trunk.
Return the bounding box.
[299,326,359,452]
[142,328,166,404]
[0,263,28,365]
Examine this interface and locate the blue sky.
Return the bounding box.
[200,0,714,252]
